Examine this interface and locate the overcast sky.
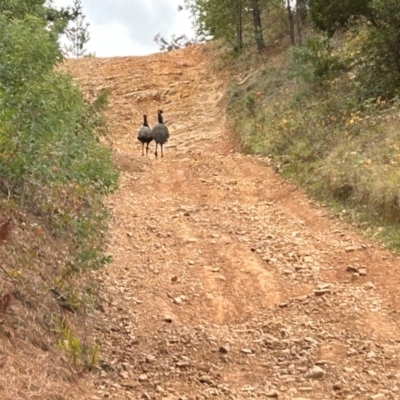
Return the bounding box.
[51,0,195,57]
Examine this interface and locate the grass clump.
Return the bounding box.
[55,317,100,371]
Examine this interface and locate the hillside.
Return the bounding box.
[3,43,400,399]
[62,45,400,399]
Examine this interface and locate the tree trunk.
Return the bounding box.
[251,0,265,51]
[287,0,295,46]
[236,0,243,51]
[296,0,303,46]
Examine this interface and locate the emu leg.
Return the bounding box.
[160,144,164,158]
[145,142,149,157]
[141,142,144,156]
[155,143,158,158]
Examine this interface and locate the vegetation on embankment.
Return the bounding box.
[225,42,400,249]
[182,0,400,250]
[0,0,118,374]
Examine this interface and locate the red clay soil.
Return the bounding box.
[26,44,400,399]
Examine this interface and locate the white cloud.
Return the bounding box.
[52,0,195,57]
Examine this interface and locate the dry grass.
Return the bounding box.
[0,201,100,399]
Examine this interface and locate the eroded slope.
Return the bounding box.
[66,45,400,400]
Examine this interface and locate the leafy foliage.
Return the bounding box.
[184,0,285,51]
[185,0,238,44]
[0,0,72,33]
[290,37,345,84]
[309,0,374,37]
[309,0,400,97]
[0,4,118,275]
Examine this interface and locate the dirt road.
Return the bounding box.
[68,45,400,400]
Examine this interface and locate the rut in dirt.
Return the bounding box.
[67,45,400,400]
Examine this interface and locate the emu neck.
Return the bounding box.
[158,114,164,124]
[143,117,149,127]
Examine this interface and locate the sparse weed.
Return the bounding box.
[55,317,100,370]
[56,317,83,366]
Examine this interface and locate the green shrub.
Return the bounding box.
[0,13,118,275]
[290,36,345,84]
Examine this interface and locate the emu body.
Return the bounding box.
[137,115,153,157]
[151,109,169,158]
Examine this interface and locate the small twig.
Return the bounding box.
[56,266,77,286]
[237,69,260,86]
[0,254,18,290]
[0,264,14,282]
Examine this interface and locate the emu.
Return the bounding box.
[151,109,169,158]
[137,114,153,157]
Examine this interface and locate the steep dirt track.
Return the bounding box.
[67,45,400,400]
